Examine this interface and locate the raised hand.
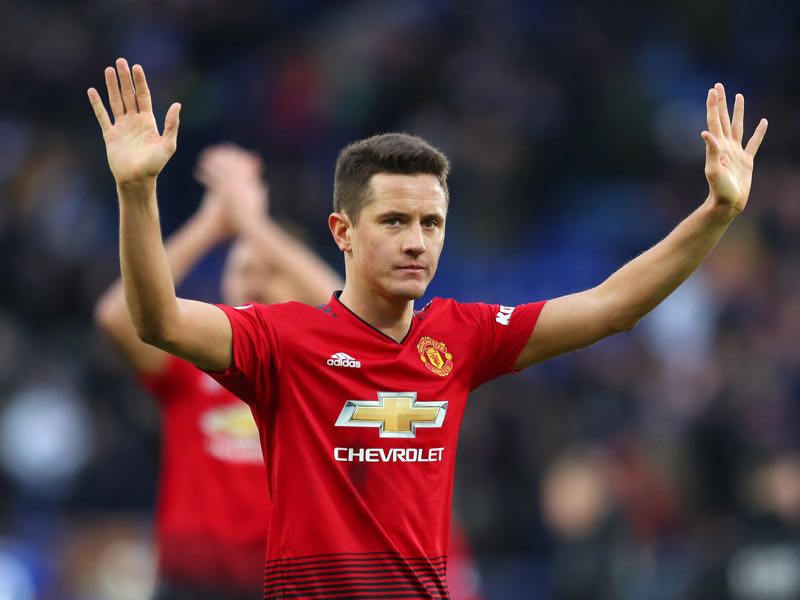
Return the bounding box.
[702,83,768,214]
[195,144,269,229]
[88,58,181,185]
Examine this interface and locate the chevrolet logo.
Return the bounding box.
[335,392,448,438]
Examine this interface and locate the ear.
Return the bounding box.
[328,212,352,253]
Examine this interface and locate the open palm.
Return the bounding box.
[702,83,768,213]
[88,58,181,184]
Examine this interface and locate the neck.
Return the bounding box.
[338,283,415,343]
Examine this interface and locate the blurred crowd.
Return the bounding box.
[2,0,800,598]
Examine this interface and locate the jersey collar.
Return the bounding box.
[330,291,417,345]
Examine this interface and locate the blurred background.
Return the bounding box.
[2,0,800,598]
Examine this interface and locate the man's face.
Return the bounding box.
[221,240,275,306]
[345,173,447,301]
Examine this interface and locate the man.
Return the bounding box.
[94,143,342,599]
[87,58,767,599]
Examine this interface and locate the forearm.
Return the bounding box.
[98,209,222,325]
[599,198,736,330]
[117,179,181,343]
[240,216,343,305]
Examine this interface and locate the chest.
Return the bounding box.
[278,323,473,396]
[269,321,475,444]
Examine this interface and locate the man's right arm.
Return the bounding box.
[94,196,231,375]
[88,58,233,372]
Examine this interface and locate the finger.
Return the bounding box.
[87,88,112,133]
[195,164,226,185]
[198,160,226,183]
[702,130,721,157]
[706,89,723,138]
[104,66,125,118]
[715,83,732,137]
[195,154,222,181]
[115,58,138,113]
[131,64,152,113]
[745,118,768,157]
[731,93,744,143]
[197,152,223,174]
[163,102,181,143]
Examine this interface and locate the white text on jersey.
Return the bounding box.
[495,305,516,325]
[334,447,444,463]
[327,352,362,368]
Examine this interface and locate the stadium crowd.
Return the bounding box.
[1,0,798,598]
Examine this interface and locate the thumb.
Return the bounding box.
[163,102,181,142]
[701,131,720,158]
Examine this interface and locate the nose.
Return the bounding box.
[401,223,426,257]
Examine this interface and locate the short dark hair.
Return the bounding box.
[333,133,450,223]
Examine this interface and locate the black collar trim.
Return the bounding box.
[332,291,415,345]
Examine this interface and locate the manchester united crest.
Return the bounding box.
[417,336,454,377]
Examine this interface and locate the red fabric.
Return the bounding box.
[139,356,269,594]
[209,294,544,598]
[448,521,486,600]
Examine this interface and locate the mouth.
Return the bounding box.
[396,265,426,273]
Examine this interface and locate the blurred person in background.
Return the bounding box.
[688,451,800,600]
[94,144,342,599]
[87,55,766,599]
[542,445,687,600]
[541,449,620,600]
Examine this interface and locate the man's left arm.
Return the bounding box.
[515,83,768,369]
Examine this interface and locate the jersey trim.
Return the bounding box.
[332,291,417,345]
[263,551,449,599]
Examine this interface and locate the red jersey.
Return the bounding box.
[210,293,545,599]
[140,355,269,594]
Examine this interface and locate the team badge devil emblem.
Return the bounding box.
[417,336,453,377]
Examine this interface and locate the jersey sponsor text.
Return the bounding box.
[334,446,445,463]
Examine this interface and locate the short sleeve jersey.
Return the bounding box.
[139,356,269,594]
[210,293,545,599]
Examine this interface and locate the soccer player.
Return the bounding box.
[87,58,767,599]
[94,143,342,599]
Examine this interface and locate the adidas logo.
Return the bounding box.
[327,352,362,368]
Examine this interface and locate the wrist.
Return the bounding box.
[701,195,740,224]
[235,210,271,235]
[116,177,157,199]
[185,211,228,244]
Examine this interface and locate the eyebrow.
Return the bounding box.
[375,210,445,221]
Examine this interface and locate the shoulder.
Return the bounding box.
[260,300,319,316]
[216,302,325,348]
[418,297,495,325]
[419,298,539,334]
[256,301,338,336]
[223,300,318,322]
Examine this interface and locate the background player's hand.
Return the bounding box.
[702,83,767,215]
[193,190,237,243]
[87,58,181,185]
[195,144,269,229]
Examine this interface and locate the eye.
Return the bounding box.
[422,218,440,228]
[384,217,401,226]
